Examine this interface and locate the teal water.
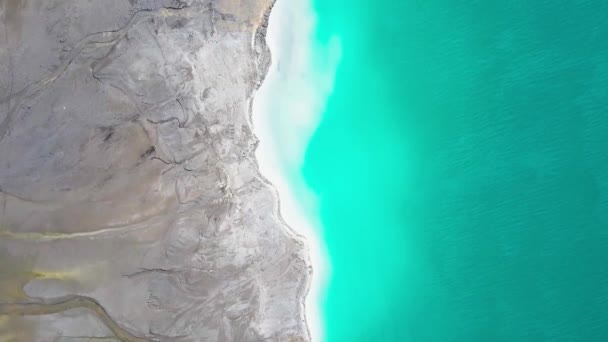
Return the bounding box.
[302,1,608,341]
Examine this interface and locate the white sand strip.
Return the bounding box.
[252,0,341,341]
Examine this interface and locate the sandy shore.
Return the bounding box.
[1,0,321,339]
[252,0,341,341]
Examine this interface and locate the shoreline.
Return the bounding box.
[250,0,335,340]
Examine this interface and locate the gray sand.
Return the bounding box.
[0,1,310,341]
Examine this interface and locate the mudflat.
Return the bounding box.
[0,1,310,341]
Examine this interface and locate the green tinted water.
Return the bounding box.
[303,1,608,341]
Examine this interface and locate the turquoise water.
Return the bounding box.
[301,1,608,341]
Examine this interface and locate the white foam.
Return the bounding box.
[251,0,341,341]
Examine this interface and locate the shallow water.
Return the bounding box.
[303,1,608,341]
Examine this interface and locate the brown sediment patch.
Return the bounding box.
[215,0,274,32]
[0,251,38,341]
[3,0,26,38]
[0,253,136,341]
[0,251,35,302]
[0,314,37,342]
[0,296,148,342]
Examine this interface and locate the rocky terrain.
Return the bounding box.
[0,0,311,340]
